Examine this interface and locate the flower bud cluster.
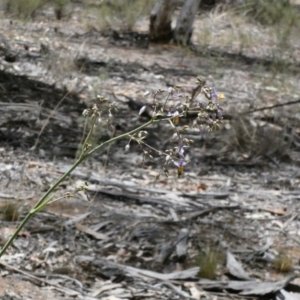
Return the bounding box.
[132,78,225,177]
[82,78,225,178]
[82,95,118,132]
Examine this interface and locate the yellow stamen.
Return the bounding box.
[172,116,179,124]
[217,93,225,101]
[177,166,184,177]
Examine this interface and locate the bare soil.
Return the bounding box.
[0,3,300,300]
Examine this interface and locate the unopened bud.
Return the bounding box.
[168,87,173,94]
[139,105,147,115]
[143,91,150,97]
[165,155,170,162]
[138,131,147,138]
[82,109,89,117]
[125,144,130,152]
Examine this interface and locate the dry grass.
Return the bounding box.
[194,2,300,155]
[226,117,291,162]
[1,0,71,19]
[236,0,297,26]
[53,0,70,20]
[45,51,76,76]
[195,2,300,71]
[94,0,155,31]
[3,0,47,19]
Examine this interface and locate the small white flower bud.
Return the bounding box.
[125,144,130,152]
[168,87,172,94]
[165,155,170,162]
[139,105,147,115]
[82,109,89,117]
[143,91,150,97]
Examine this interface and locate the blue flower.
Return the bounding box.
[167,110,183,124]
[212,89,225,103]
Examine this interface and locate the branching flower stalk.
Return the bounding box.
[0,117,166,257]
[0,78,225,257]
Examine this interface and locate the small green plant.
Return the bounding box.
[274,253,293,273]
[1,201,20,222]
[4,0,46,19]
[196,248,224,279]
[0,78,225,257]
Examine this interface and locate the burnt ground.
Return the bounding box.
[0,2,300,300]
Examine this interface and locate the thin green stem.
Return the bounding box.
[0,157,84,257]
[79,115,97,158]
[0,117,165,257]
[86,118,162,157]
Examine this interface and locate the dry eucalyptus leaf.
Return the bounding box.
[277,289,300,300]
[226,251,250,280]
[227,275,297,296]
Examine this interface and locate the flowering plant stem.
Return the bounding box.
[0,117,168,257]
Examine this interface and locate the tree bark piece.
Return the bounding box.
[149,0,178,42]
[174,0,201,45]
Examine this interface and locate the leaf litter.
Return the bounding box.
[1,3,300,300]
